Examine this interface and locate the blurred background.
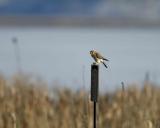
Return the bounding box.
[1,1,160,128]
[0,0,160,91]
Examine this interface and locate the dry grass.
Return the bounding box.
[0,74,160,128]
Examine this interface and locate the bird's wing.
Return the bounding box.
[95,52,104,59]
[103,58,109,61]
[96,52,109,61]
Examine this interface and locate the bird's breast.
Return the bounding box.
[97,59,103,63]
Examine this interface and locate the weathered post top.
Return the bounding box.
[91,63,99,102]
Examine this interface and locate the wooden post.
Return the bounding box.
[91,63,99,128]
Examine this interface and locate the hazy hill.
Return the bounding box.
[0,0,160,26]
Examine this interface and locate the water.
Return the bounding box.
[0,27,160,91]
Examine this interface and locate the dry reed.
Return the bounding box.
[0,74,160,128]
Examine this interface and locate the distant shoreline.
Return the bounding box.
[0,15,160,28]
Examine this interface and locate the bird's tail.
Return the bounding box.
[102,62,108,68]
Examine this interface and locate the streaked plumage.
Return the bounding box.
[90,50,109,68]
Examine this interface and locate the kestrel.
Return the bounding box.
[90,50,109,68]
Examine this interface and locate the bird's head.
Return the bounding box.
[90,50,95,55]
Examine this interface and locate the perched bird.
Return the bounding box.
[90,50,109,68]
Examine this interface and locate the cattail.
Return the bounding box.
[11,113,17,128]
